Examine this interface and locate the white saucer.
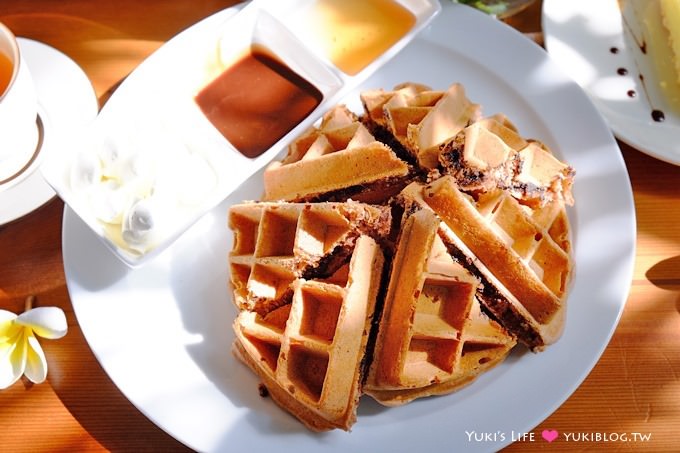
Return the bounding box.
[0,38,98,225]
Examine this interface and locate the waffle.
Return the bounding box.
[228,200,390,314]
[509,141,575,207]
[438,117,527,192]
[364,295,516,406]
[399,176,572,349]
[263,105,411,203]
[438,119,574,207]
[232,235,384,431]
[361,82,481,169]
[364,209,516,405]
[227,80,578,430]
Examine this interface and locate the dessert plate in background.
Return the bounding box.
[543,0,680,165]
[63,3,635,452]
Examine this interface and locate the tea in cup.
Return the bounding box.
[0,22,39,188]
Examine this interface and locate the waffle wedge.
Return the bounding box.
[228,201,390,314]
[233,235,384,431]
[439,119,574,207]
[263,105,411,203]
[365,294,516,406]
[365,209,516,405]
[361,82,481,169]
[437,117,527,193]
[400,176,572,350]
[510,141,575,207]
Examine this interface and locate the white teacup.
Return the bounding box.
[0,22,39,188]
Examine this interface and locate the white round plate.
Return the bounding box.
[0,39,97,225]
[543,0,680,165]
[63,3,636,452]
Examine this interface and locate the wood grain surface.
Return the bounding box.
[1,1,678,451]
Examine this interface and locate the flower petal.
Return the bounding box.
[16,307,68,339]
[0,325,23,360]
[0,310,18,342]
[0,330,27,389]
[24,332,48,384]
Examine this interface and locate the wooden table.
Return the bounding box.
[1,1,678,451]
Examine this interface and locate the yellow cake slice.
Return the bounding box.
[661,0,680,84]
[627,0,680,109]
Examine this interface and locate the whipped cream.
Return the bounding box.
[69,118,218,257]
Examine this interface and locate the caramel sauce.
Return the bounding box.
[195,44,322,158]
[310,0,416,75]
[0,52,14,97]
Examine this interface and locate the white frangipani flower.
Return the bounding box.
[0,305,67,389]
